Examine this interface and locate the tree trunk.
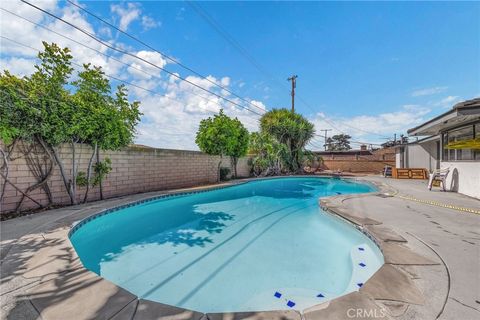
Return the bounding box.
[71,139,78,205]
[232,157,238,178]
[83,142,97,203]
[97,150,104,200]
[0,171,44,209]
[16,138,55,211]
[217,155,223,182]
[0,146,9,206]
[51,145,75,205]
[36,136,56,204]
[15,165,54,212]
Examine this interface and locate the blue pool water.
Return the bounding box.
[70,177,384,312]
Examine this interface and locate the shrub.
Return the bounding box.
[220,167,231,181]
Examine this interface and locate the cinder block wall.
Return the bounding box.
[322,160,395,173]
[0,143,251,213]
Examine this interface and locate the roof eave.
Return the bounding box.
[407,110,457,136]
[407,98,480,136]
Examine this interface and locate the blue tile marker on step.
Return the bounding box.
[359,262,366,267]
[357,283,363,287]
[358,247,365,251]
[274,292,282,298]
[316,293,325,298]
[287,300,296,308]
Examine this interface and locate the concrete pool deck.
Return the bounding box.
[1,176,479,320]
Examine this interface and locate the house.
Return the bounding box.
[400,98,479,198]
[394,135,440,173]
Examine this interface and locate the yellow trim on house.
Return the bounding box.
[445,138,480,150]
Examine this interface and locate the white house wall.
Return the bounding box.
[441,161,480,199]
[395,150,402,168]
[402,140,438,171]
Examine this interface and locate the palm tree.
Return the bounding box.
[259,109,315,172]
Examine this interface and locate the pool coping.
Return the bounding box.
[2,175,441,320]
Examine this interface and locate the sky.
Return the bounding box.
[1,0,479,150]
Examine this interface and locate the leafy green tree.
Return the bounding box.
[326,134,352,151]
[26,42,79,203]
[0,72,35,144]
[1,42,141,207]
[71,63,110,202]
[0,72,50,209]
[195,110,249,180]
[259,108,315,172]
[73,64,141,202]
[0,43,73,208]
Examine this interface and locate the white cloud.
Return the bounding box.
[141,16,159,31]
[124,50,168,80]
[134,74,262,150]
[99,26,112,38]
[110,2,141,31]
[0,57,37,76]
[250,100,267,112]
[0,0,123,77]
[110,2,159,32]
[309,105,432,147]
[411,86,448,97]
[434,95,460,108]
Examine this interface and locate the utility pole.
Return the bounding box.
[287,75,298,112]
[319,129,332,151]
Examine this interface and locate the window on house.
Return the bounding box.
[442,122,478,161]
[476,123,480,160]
[442,133,449,161]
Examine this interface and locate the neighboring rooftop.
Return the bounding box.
[314,149,374,156]
[392,135,440,148]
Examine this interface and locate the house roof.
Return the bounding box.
[407,97,480,136]
[393,135,440,148]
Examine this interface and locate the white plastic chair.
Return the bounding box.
[428,168,450,191]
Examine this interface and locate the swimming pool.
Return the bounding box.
[70,177,384,312]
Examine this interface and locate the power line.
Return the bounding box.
[64,0,265,114]
[307,106,390,139]
[188,0,302,112]
[188,2,390,140]
[69,0,385,143]
[2,35,261,130]
[306,141,326,151]
[5,2,384,145]
[311,134,384,146]
[0,35,235,121]
[19,0,264,117]
[297,95,390,139]
[0,35,369,150]
[0,7,261,124]
[186,1,280,84]
[317,129,332,151]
